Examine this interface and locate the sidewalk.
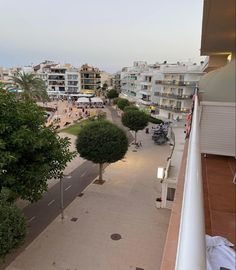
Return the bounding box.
[7,125,171,270]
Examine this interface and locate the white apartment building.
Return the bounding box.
[153,64,204,120]
[120,61,204,120]
[120,61,148,102]
[34,61,80,96]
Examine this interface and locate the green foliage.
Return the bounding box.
[148,116,164,124]
[113,97,122,105]
[123,105,139,112]
[0,92,75,202]
[106,89,119,99]
[0,188,18,204]
[0,202,27,259]
[9,71,49,102]
[117,98,130,111]
[122,110,149,132]
[76,120,128,164]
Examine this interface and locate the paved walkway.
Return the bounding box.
[6,122,172,270]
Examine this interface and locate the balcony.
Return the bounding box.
[155,92,193,100]
[138,98,152,105]
[159,104,190,113]
[48,75,65,80]
[48,81,65,86]
[160,94,236,270]
[156,80,197,87]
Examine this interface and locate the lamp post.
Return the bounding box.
[60,178,64,220]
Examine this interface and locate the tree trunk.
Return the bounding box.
[99,163,103,182]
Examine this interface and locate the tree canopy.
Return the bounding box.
[76,120,128,182]
[117,98,130,111]
[106,89,119,100]
[122,110,149,144]
[9,71,49,102]
[123,105,139,112]
[0,91,75,202]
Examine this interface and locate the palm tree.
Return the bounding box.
[10,71,49,102]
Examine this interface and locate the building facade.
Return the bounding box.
[119,61,204,120]
[34,61,80,96]
[80,64,101,95]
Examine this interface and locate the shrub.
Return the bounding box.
[113,97,122,105]
[124,105,139,112]
[148,116,164,124]
[117,98,130,111]
[0,203,27,258]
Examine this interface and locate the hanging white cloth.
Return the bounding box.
[206,235,236,270]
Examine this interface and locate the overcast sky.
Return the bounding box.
[0,0,204,72]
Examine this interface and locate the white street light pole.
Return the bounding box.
[60,178,64,220]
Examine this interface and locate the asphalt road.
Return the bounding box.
[0,106,133,270]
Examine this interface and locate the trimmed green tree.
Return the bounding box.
[113,97,122,105]
[106,89,119,103]
[76,120,128,183]
[122,110,149,144]
[0,91,76,202]
[0,202,27,259]
[117,98,130,111]
[124,105,139,113]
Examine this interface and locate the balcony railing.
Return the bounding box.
[138,98,152,105]
[155,92,193,100]
[155,80,197,87]
[175,93,206,269]
[159,104,190,113]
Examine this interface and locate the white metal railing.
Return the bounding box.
[175,94,207,269]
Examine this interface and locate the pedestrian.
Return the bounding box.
[145,127,149,134]
[139,141,142,147]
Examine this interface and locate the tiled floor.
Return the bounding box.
[202,154,236,248]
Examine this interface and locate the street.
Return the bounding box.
[0,105,133,270]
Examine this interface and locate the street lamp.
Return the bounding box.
[60,178,64,220]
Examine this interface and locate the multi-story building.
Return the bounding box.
[80,64,101,95]
[120,61,204,119]
[100,71,113,89]
[154,64,203,120]
[160,0,235,269]
[112,72,122,92]
[35,61,80,96]
[120,61,148,102]
[0,67,11,85]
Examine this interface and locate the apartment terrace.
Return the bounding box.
[160,92,235,269]
[158,104,190,113]
[155,92,193,100]
[155,80,197,87]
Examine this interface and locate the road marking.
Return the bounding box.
[81,172,86,177]
[65,185,72,191]
[28,216,36,222]
[48,199,55,206]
